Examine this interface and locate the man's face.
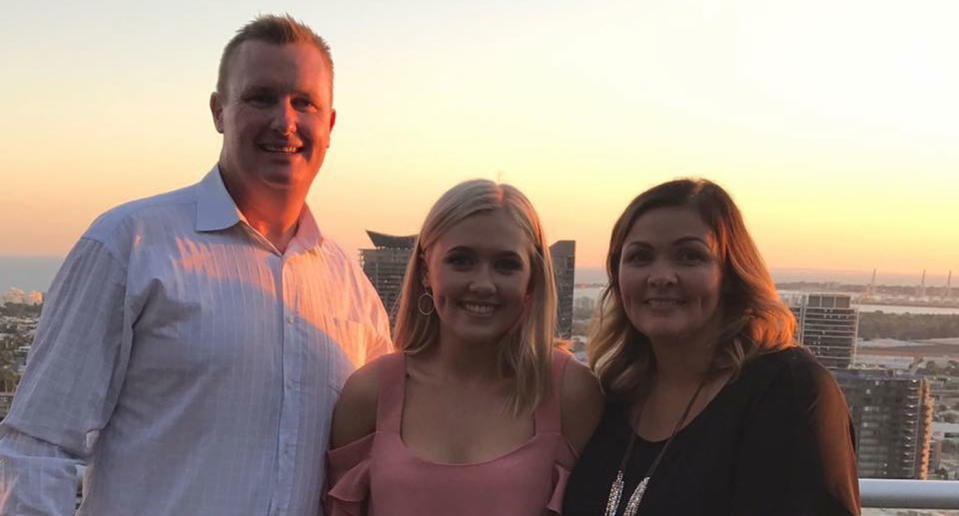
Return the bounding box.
[211,41,335,198]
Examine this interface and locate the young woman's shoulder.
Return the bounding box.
[330,353,399,448]
[557,350,605,453]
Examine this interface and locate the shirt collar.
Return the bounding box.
[194,165,324,251]
[195,165,243,232]
[294,203,324,251]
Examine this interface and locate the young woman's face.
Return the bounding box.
[618,205,723,345]
[423,209,533,347]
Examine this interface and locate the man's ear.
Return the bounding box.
[210,92,224,134]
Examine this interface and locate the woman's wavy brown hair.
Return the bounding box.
[589,179,796,401]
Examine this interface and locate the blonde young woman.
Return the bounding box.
[563,179,860,516]
[326,180,603,516]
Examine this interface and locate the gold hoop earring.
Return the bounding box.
[417,291,435,316]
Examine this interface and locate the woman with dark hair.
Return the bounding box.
[326,179,603,516]
[563,179,860,516]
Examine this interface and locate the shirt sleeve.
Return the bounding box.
[730,355,861,516]
[354,264,392,364]
[366,304,391,364]
[325,434,374,516]
[0,237,133,515]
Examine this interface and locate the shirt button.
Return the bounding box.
[286,316,294,324]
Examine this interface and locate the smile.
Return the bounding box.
[461,302,496,315]
[645,298,685,308]
[258,143,302,153]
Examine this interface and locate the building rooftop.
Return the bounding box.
[366,231,417,249]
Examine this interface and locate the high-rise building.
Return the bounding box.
[360,231,576,336]
[930,439,943,475]
[789,293,858,370]
[550,241,575,339]
[833,369,934,479]
[360,231,416,324]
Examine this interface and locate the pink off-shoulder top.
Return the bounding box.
[325,350,578,516]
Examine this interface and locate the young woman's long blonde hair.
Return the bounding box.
[393,179,558,416]
[590,179,796,401]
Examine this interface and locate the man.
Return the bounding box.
[0,15,390,516]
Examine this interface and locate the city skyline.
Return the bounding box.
[2,253,957,297]
[2,1,958,274]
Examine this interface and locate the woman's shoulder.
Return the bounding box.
[557,351,601,402]
[741,347,849,416]
[341,351,405,401]
[744,346,834,385]
[331,352,405,448]
[556,350,605,453]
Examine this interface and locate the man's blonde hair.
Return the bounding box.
[217,14,333,99]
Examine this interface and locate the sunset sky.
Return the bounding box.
[1,1,956,281]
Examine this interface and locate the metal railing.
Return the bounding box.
[861,479,959,509]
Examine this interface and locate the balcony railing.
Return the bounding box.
[861,479,959,509]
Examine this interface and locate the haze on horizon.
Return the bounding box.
[1,1,956,276]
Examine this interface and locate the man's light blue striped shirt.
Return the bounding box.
[0,168,391,516]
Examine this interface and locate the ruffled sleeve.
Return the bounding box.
[546,438,579,514]
[325,433,374,516]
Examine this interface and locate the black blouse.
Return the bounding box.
[563,348,860,516]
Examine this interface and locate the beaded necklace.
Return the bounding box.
[604,378,707,516]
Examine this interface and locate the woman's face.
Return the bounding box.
[618,205,723,345]
[423,209,533,347]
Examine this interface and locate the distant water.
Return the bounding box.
[573,267,607,284]
[574,286,606,300]
[0,256,63,293]
[575,286,959,315]
[1,257,953,309]
[855,304,959,315]
[575,267,951,287]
